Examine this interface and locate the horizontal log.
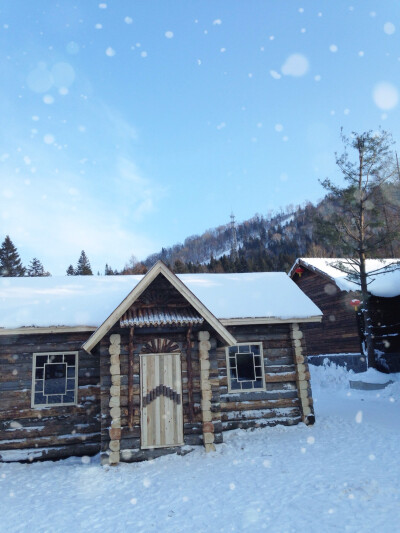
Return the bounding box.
[221,417,301,431]
[220,390,298,402]
[221,398,300,411]
[119,446,186,463]
[221,407,300,422]
[0,403,100,421]
[265,364,296,374]
[265,372,309,382]
[0,442,100,463]
[0,431,100,450]
[1,420,100,441]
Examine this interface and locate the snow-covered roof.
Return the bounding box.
[0,271,322,330]
[290,258,400,297]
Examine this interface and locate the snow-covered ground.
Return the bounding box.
[1,363,399,533]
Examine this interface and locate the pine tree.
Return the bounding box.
[75,250,93,275]
[318,129,399,368]
[105,263,118,275]
[66,265,75,276]
[0,235,25,276]
[27,257,50,277]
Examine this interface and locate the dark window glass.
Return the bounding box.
[35,379,43,392]
[242,381,252,390]
[254,380,263,389]
[231,380,240,390]
[34,393,46,404]
[44,363,66,395]
[67,366,75,377]
[36,355,48,367]
[251,345,260,355]
[48,395,62,404]
[254,356,261,366]
[63,391,75,403]
[66,379,75,390]
[49,354,63,363]
[238,345,250,354]
[64,354,76,365]
[35,368,44,379]
[236,353,255,381]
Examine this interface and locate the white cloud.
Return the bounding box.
[281,54,309,77]
[165,31,174,39]
[105,47,116,57]
[373,82,399,110]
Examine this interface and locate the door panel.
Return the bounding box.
[140,352,183,449]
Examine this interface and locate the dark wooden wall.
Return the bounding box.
[0,332,100,462]
[292,269,361,355]
[368,295,400,355]
[218,324,308,431]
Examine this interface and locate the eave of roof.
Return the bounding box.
[0,326,97,336]
[220,315,322,326]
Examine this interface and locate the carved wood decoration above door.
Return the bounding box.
[141,338,180,354]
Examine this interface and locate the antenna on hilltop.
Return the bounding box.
[230,212,238,262]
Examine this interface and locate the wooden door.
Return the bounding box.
[140,352,184,449]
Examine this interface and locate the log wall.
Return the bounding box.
[292,269,361,355]
[217,324,314,431]
[0,332,101,462]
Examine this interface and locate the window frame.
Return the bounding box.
[225,342,266,393]
[31,351,78,408]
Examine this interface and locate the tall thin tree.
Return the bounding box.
[318,129,399,368]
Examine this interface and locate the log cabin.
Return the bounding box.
[289,258,400,372]
[0,261,322,464]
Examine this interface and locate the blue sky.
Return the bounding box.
[1,1,399,275]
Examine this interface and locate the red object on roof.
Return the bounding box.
[350,299,361,311]
[295,267,304,277]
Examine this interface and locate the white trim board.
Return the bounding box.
[0,326,97,336]
[220,316,322,326]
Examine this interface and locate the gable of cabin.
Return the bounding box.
[290,261,361,356]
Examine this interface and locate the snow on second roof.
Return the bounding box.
[293,258,400,297]
[0,272,321,329]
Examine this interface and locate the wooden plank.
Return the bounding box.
[154,355,161,446]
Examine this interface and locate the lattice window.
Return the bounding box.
[226,343,265,392]
[31,352,78,407]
